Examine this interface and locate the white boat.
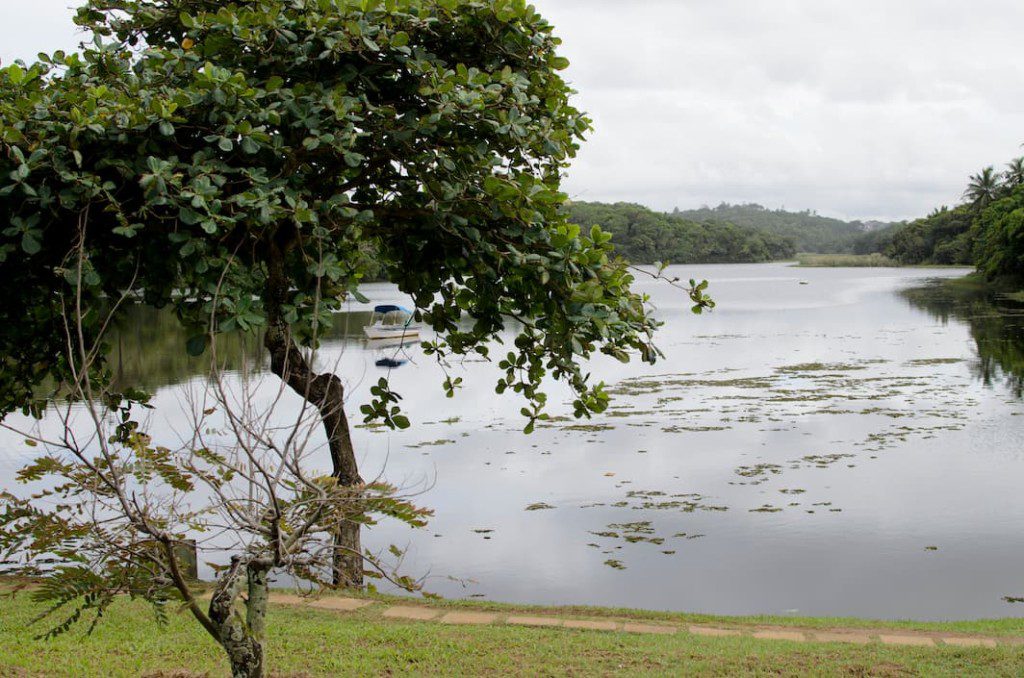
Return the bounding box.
[363,305,421,341]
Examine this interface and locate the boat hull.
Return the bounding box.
[363,325,421,341]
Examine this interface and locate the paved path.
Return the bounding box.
[269,594,1020,649]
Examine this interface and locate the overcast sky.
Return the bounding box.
[4,1,1024,221]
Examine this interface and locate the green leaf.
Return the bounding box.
[21,232,40,255]
[6,64,25,85]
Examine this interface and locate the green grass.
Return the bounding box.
[1,593,1023,677]
[932,272,1024,300]
[795,253,900,267]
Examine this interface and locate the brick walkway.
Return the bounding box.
[269,594,1018,648]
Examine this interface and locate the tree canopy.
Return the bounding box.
[0,1,713,676]
[975,183,1024,280]
[0,0,709,427]
[672,202,878,254]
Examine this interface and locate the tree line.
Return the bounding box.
[565,201,797,264]
[673,202,882,253]
[859,155,1024,280]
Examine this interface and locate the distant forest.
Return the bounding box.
[564,202,796,264]
[673,203,887,254]
[568,160,1022,279]
[564,201,887,264]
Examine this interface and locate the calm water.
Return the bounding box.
[3,263,1023,621]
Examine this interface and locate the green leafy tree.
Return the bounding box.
[1003,157,1024,189]
[885,206,975,265]
[0,0,713,650]
[974,183,1024,280]
[964,166,1002,210]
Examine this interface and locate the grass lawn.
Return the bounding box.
[1,592,1022,677]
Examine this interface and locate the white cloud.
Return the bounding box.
[537,0,1024,220]
[4,0,1023,220]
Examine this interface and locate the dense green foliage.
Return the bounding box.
[884,207,975,265]
[672,203,879,253]
[565,202,796,264]
[975,184,1024,280]
[870,155,1024,277]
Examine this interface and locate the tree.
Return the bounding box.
[964,166,1002,210]
[1004,157,1024,189]
[0,253,430,678]
[0,0,713,669]
[974,183,1024,280]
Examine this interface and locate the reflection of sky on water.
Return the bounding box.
[2,263,1023,620]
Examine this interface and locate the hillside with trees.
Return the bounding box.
[565,202,796,264]
[672,203,882,253]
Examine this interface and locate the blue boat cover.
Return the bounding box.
[373,305,412,314]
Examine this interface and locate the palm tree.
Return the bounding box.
[1004,157,1024,188]
[963,166,1001,209]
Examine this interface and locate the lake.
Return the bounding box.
[2,263,1023,621]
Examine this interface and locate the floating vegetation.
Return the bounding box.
[749,505,783,513]
[906,358,964,366]
[561,423,615,432]
[661,425,729,433]
[733,463,783,485]
[925,546,939,551]
[406,438,456,449]
[525,503,556,511]
[797,453,855,468]
[776,362,876,373]
[603,559,626,570]
[779,489,806,495]
[624,490,728,512]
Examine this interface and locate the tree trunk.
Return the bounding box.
[246,564,269,645]
[209,558,265,678]
[263,242,364,587]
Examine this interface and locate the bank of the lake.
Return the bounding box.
[1,590,1022,677]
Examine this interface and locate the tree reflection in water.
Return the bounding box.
[107,305,377,392]
[902,280,1024,398]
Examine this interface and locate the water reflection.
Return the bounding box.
[901,282,1024,398]
[8,266,1024,620]
[107,305,387,391]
